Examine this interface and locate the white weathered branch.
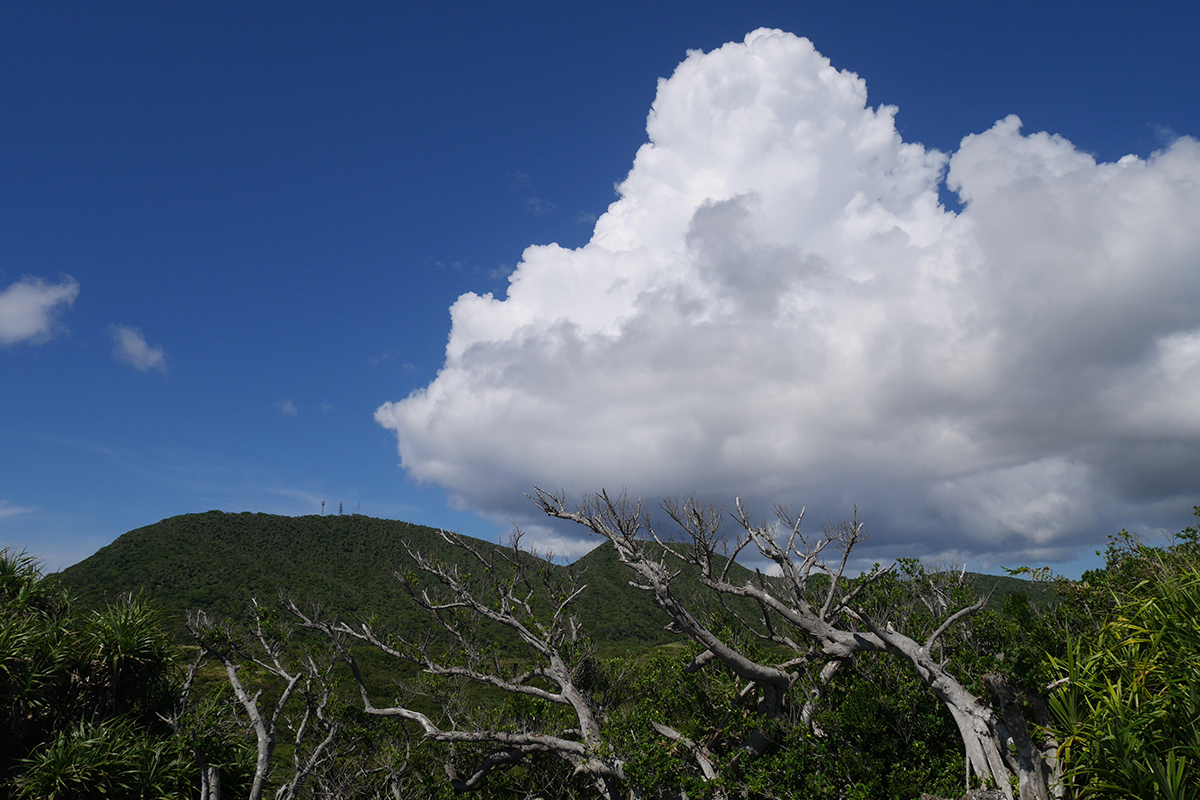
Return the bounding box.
[289,527,629,798]
[651,722,720,782]
[534,489,1057,800]
[926,594,989,652]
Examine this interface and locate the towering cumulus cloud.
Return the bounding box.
[378,30,1200,562]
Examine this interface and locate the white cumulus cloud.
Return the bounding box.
[377,29,1200,564]
[0,276,80,345]
[111,325,168,373]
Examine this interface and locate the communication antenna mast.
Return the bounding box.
[339,502,343,515]
[321,500,325,515]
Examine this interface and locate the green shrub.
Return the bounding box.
[1048,517,1200,799]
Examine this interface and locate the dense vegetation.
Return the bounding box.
[0,550,252,799]
[56,511,688,650]
[0,507,1193,797]
[55,511,1049,648]
[1048,528,1200,797]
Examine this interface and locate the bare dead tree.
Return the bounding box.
[186,603,342,800]
[158,650,228,800]
[287,529,630,800]
[532,488,1060,800]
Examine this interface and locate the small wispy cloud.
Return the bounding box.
[319,400,333,412]
[0,276,79,345]
[1151,123,1180,146]
[511,171,558,216]
[368,351,417,371]
[111,325,168,373]
[277,399,298,417]
[487,264,514,281]
[426,257,466,272]
[525,196,557,216]
[262,485,323,507]
[0,500,35,519]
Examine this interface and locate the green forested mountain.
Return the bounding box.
[52,511,684,648]
[57,512,446,635]
[53,510,1048,649]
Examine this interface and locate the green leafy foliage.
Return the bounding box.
[603,642,969,799]
[54,512,692,653]
[1,552,76,795]
[13,717,191,800]
[1047,512,1200,799]
[0,550,190,800]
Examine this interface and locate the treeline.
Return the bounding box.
[3,503,1198,798]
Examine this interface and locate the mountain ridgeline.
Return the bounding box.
[53,511,683,648]
[53,510,1049,650]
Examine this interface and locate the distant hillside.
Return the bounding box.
[54,511,1052,651]
[54,511,682,648]
[56,511,447,635]
[967,571,1056,608]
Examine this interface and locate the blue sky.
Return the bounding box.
[3,1,1199,576]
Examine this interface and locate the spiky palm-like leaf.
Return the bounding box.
[1049,569,1200,799]
[13,717,191,800]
